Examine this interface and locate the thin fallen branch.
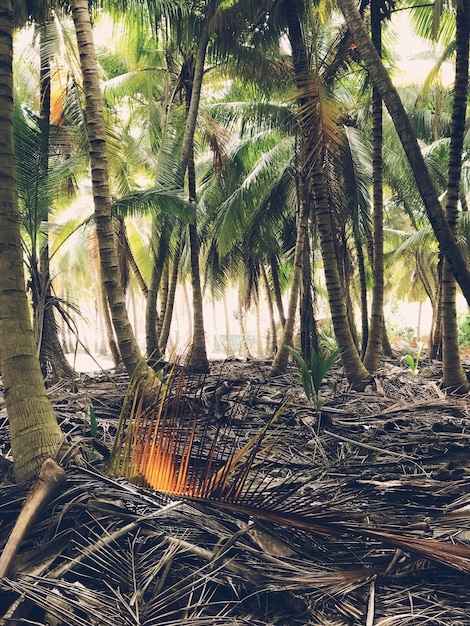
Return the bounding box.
[0,458,66,579]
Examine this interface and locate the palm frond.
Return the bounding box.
[106,364,470,575]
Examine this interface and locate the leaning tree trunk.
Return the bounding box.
[0,0,64,483]
[70,0,145,379]
[337,0,470,306]
[441,1,469,392]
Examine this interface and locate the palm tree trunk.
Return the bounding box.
[38,25,73,382]
[270,254,286,328]
[261,263,277,356]
[145,255,163,365]
[271,194,307,375]
[312,164,371,384]
[237,292,252,359]
[0,0,63,483]
[70,0,145,378]
[180,13,211,372]
[354,231,368,356]
[159,235,183,353]
[186,179,209,370]
[222,292,235,357]
[428,262,443,360]
[99,265,120,367]
[363,0,385,373]
[300,233,319,361]
[280,0,369,384]
[441,1,469,392]
[337,0,470,306]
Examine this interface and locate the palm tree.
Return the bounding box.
[362,0,390,372]
[440,0,469,391]
[0,0,63,482]
[271,0,371,384]
[337,0,470,306]
[69,0,147,379]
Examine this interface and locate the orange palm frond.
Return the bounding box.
[107,364,282,500]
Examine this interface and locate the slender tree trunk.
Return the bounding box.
[237,292,252,359]
[270,254,286,328]
[271,191,307,374]
[363,0,385,373]
[159,236,182,353]
[179,14,211,372]
[146,255,163,365]
[122,221,148,298]
[0,0,63,483]
[441,1,469,392]
[337,0,470,305]
[428,263,443,361]
[312,164,371,384]
[186,178,209,370]
[355,233,368,357]
[300,233,319,361]
[222,292,235,357]
[261,263,277,356]
[253,294,261,357]
[70,0,145,378]
[38,25,73,382]
[145,220,167,364]
[99,265,120,367]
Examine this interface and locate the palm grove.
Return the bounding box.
[0,0,469,484]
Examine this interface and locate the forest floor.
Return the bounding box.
[1,353,470,625]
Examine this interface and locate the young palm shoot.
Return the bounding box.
[403,341,423,377]
[288,345,341,410]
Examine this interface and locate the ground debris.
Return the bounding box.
[1,355,470,624]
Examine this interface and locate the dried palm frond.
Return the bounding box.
[105,363,470,575]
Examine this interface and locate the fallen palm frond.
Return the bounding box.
[105,363,470,575]
[107,364,287,502]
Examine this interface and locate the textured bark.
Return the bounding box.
[337,0,470,305]
[145,236,164,364]
[363,0,385,373]
[300,234,319,361]
[0,0,64,483]
[99,264,121,367]
[311,164,371,384]
[441,2,469,392]
[181,17,210,372]
[70,0,145,378]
